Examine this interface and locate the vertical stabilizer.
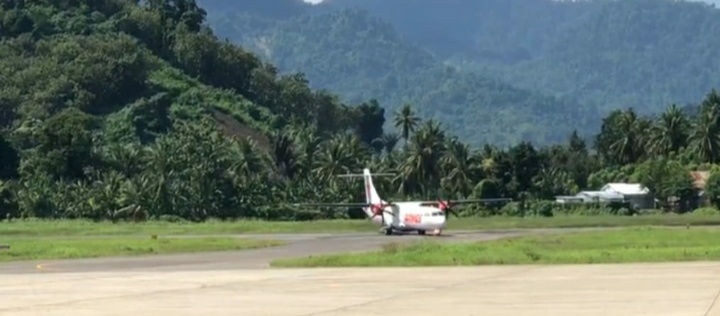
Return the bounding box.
[335,168,393,219]
[363,168,385,205]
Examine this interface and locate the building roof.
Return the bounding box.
[577,191,624,199]
[601,183,649,195]
[690,171,710,190]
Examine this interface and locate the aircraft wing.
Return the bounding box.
[419,198,512,206]
[292,202,373,208]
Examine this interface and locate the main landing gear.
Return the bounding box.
[379,227,441,236]
[380,226,394,235]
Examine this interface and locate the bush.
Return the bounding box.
[492,200,635,218]
[691,207,720,215]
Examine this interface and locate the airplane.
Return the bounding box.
[293,168,511,236]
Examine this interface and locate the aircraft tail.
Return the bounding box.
[362,168,384,205]
[337,168,393,217]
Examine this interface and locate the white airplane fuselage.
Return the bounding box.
[365,202,447,232]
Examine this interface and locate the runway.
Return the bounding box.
[2,228,720,316]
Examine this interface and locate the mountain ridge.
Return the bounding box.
[206,3,599,147]
[314,0,720,114]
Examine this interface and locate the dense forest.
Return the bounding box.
[203,0,720,147]
[2,0,720,223]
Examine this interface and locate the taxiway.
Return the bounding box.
[1,228,719,316]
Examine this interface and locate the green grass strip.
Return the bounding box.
[0,237,284,262]
[4,213,720,237]
[271,226,720,267]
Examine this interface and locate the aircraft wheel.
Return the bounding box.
[417,230,426,235]
[385,227,393,236]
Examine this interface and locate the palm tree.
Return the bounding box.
[690,108,720,163]
[372,132,401,155]
[270,131,300,180]
[690,90,720,163]
[393,104,421,149]
[399,120,446,197]
[608,108,644,165]
[313,133,367,184]
[101,142,148,177]
[439,138,478,198]
[647,104,690,156]
[532,166,575,199]
[233,137,266,179]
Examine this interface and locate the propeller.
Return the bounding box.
[369,201,395,224]
[437,199,459,219]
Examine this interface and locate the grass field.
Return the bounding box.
[3,214,720,263]
[270,226,720,267]
[3,213,720,237]
[0,237,284,262]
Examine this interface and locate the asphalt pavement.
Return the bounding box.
[2,227,720,316]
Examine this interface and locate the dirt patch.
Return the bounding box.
[210,108,272,152]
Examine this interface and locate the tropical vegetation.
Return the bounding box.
[205,0,720,147]
[2,0,720,224]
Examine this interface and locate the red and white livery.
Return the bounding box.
[295,168,510,236]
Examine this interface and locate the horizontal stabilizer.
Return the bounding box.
[293,202,371,207]
[336,173,395,178]
[293,202,397,208]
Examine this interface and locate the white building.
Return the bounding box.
[601,183,653,209]
[555,182,653,209]
[555,190,624,204]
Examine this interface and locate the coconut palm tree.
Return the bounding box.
[393,104,421,149]
[399,120,446,197]
[439,137,478,198]
[647,104,690,156]
[372,132,401,155]
[608,108,645,165]
[690,107,720,163]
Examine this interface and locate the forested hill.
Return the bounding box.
[315,0,720,113]
[202,0,720,147]
[204,0,599,147]
[0,0,385,220]
[7,0,720,224]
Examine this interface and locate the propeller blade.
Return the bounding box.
[434,194,465,219]
[436,198,455,219]
[370,201,395,225]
